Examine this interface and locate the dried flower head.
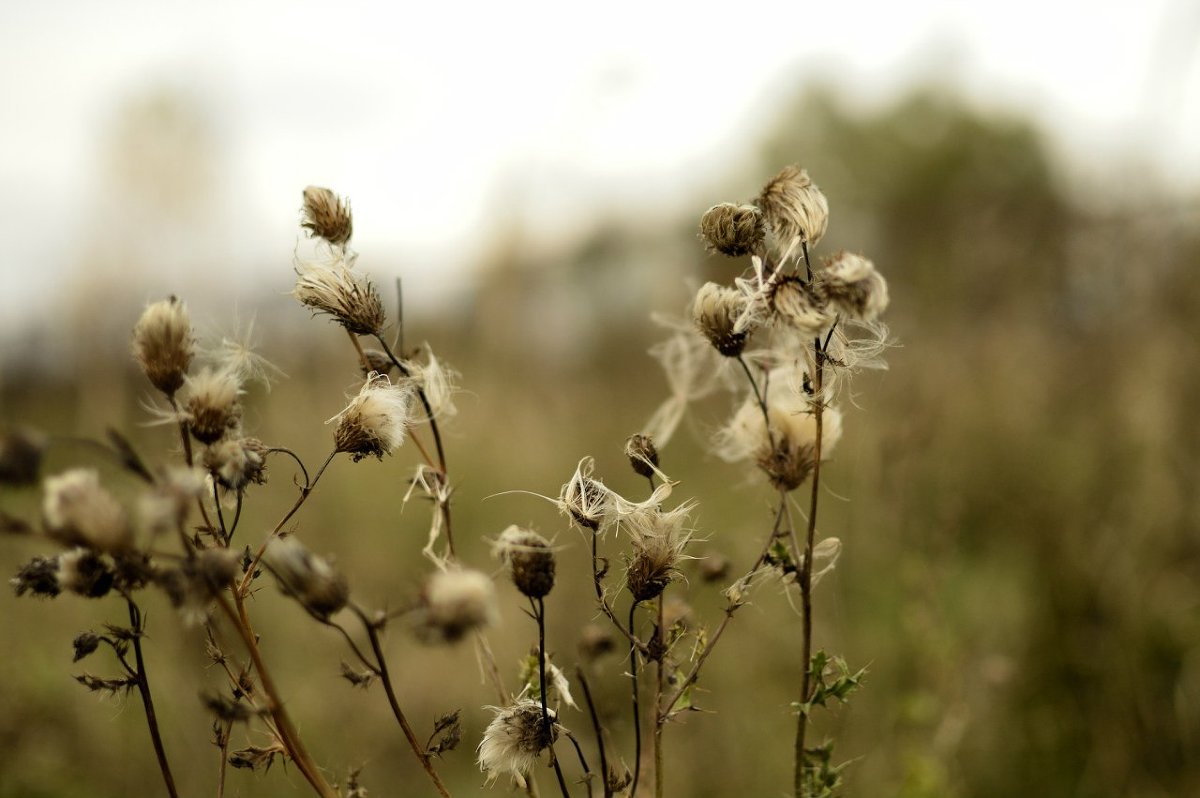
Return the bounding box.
[493,526,555,599]
[292,251,386,336]
[624,433,659,479]
[11,555,61,598]
[57,548,114,598]
[559,457,613,532]
[817,252,889,321]
[330,374,414,461]
[713,368,843,492]
[415,568,498,643]
[693,282,752,357]
[477,700,558,783]
[0,427,46,486]
[264,537,349,619]
[301,186,354,247]
[204,437,269,490]
[132,296,194,396]
[771,277,834,336]
[72,631,101,662]
[182,367,243,445]
[699,202,765,257]
[623,502,695,602]
[42,469,132,552]
[756,165,829,248]
[407,348,459,419]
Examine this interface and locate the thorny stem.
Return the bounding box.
[216,593,337,798]
[628,601,643,798]
[660,497,789,719]
[237,449,337,596]
[653,596,666,798]
[794,339,826,798]
[353,607,452,798]
[561,729,593,793]
[126,600,179,798]
[576,667,612,798]
[591,532,648,657]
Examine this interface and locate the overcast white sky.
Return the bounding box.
[0,0,1197,337]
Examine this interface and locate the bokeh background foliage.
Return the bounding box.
[2,85,1199,797]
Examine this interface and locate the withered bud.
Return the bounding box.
[197,548,241,590]
[204,437,269,490]
[75,673,137,695]
[42,469,132,553]
[11,556,61,598]
[624,434,659,479]
[493,526,555,599]
[301,186,354,246]
[58,548,115,598]
[699,202,766,257]
[816,251,889,321]
[415,568,499,643]
[0,427,46,486]
[72,631,101,662]
[183,368,243,445]
[771,277,834,336]
[578,623,616,662]
[264,538,349,619]
[693,282,750,357]
[756,165,829,248]
[360,348,394,377]
[758,440,817,493]
[560,457,612,531]
[132,296,194,396]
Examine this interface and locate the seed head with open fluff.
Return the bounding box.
[623,502,696,602]
[264,537,348,619]
[755,165,829,249]
[816,251,889,321]
[414,568,498,643]
[132,296,194,396]
[182,367,243,445]
[42,469,132,553]
[300,186,353,247]
[292,251,385,336]
[330,374,414,461]
[693,282,752,357]
[493,526,555,599]
[477,700,557,783]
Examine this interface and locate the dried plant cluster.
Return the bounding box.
[3,171,888,797]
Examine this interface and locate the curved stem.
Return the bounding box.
[126,600,179,798]
[266,446,312,490]
[576,667,612,798]
[353,607,451,798]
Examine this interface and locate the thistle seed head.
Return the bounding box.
[816,252,889,321]
[415,568,498,643]
[693,282,750,357]
[11,555,61,598]
[623,503,694,603]
[330,374,414,461]
[698,202,765,257]
[182,368,243,445]
[559,457,612,532]
[477,700,558,783]
[57,548,115,598]
[493,526,555,599]
[292,251,386,336]
[771,277,834,336]
[300,186,354,247]
[624,433,659,479]
[204,437,269,490]
[132,296,194,397]
[264,537,349,619]
[756,165,829,249]
[42,469,132,553]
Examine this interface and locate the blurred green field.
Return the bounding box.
[2,88,1199,797]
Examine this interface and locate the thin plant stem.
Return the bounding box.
[352,607,452,798]
[737,354,775,450]
[237,449,337,596]
[215,718,232,798]
[533,598,571,798]
[126,599,179,798]
[216,593,337,798]
[576,666,612,798]
[345,328,373,374]
[628,601,643,798]
[794,339,826,798]
[561,729,593,793]
[168,394,215,543]
[212,480,228,543]
[591,532,647,656]
[653,596,665,798]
